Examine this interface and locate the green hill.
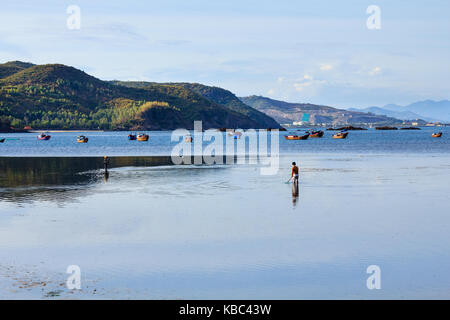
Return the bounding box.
[0,62,280,131]
[111,81,281,129]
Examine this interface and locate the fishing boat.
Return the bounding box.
[77,135,88,143]
[128,133,137,140]
[0,138,5,143]
[37,133,51,140]
[332,132,349,139]
[137,133,149,141]
[185,135,193,143]
[432,132,442,138]
[284,134,309,140]
[309,130,324,138]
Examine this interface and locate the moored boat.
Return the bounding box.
[332,132,349,139]
[432,132,442,138]
[309,130,324,138]
[37,133,51,140]
[77,135,88,143]
[137,133,149,141]
[284,134,309,140]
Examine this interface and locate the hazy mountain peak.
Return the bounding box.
[379,100,450,122]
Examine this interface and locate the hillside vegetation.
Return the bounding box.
[113,81,280,129]
[0,62,280,131]
[0,61,35,79]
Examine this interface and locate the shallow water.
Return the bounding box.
[1,151,449,299]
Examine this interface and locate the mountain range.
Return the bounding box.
[348,100,450,122]
[240,96,400,126]
[1,60,446,132]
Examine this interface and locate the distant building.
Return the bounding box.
[301,113,310,122]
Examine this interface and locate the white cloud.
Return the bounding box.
[369,66,381,76]
[293,82,312,91]
[267,88,275,95]
[319,63,333,71]
[293,78,326,92]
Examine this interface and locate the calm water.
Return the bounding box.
[0,127,449,156]
[0,128,449,299]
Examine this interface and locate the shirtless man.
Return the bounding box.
[291,162,299,184]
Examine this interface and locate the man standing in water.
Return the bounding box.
[291,162,299,184]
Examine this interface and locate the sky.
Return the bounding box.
[0,0,449,108]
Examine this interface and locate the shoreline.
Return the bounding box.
[0,125,447,134]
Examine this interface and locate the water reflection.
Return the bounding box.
[104,171,110,182]
[0,156,234,205]
[291,180,299,206]
[0,156,173,203]
[0,156,173,187]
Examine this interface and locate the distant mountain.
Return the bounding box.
[240,95,400,126]
[0,61,280,131]
[347,106,436,122]
[379,100,450,122]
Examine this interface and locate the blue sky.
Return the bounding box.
[1,0,449,108]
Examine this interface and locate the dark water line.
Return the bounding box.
[0,156,169,188]
[0,156,243,188]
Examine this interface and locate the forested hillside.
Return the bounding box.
[0,62,280,131]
